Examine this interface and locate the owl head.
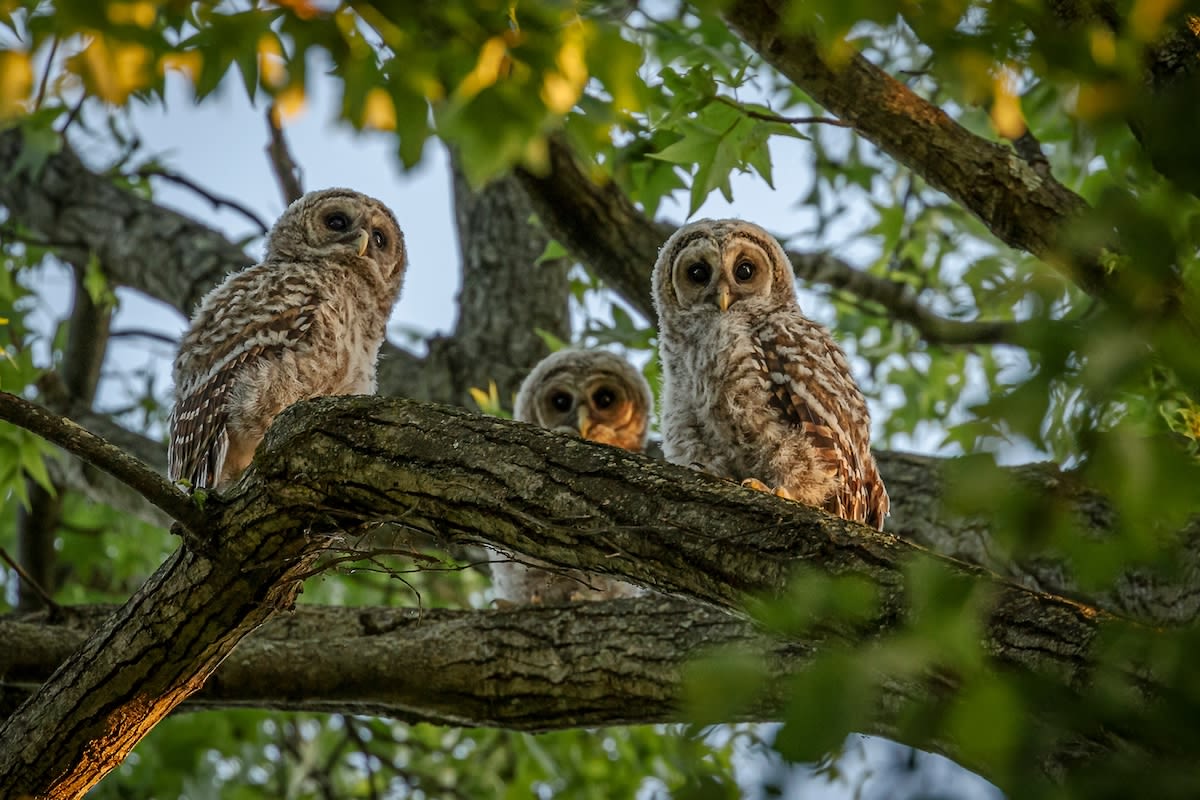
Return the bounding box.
[266,188,407,287]
[652,218,797,328]
[514,349,653,452]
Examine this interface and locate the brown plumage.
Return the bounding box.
[169,188,407,490]
[492,349,653,604]
[652,218,888,530]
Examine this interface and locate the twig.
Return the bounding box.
[109,327,180,347]
[33,37,59,110]
[135,167,271,233]
[713,95,851,127]
[788,249,1037,347]
[55,94,86,136]
[0,391,203,531]
[0,547,61,615]
[265,105,304,206]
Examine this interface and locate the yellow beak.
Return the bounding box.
[577,407,593,440]
[717,284,731,312]
[355,229,370,257]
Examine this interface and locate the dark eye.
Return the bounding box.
[592,387,616,409]
[325,212,349,232]
[686,262,711,284]
[550,391,572,412]
[372,229,387,249]
[734,260,755,282]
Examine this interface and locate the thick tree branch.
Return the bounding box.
[0,129,246,316]
[0,600,795,730]
[0,396,1175,796]
[721,0,1108,298]
[17,388,1200,624]
[0,598,1138,782]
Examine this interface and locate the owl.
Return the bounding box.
[652,219,889,530]
[169,188,407,490]
[492,349,653,604]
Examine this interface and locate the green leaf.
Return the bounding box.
[534,239,567,265]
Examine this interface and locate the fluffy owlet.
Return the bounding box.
[169,188,407,490]
[491,349,653,604]
[652,219,889,530]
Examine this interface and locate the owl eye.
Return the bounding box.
[550,391,573,412]
[734,260,755,282]
[325,212,350,232]
[686,262,711,285]
[372,229,387,249]
[592,387,616,409]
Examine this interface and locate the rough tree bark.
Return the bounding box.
[2,6,1199,794]
[0,392,1182,797]
[376,152,570,407]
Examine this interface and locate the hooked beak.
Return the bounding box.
[355,229,370,257]
[717,283,731,312]
[577,407,593,440]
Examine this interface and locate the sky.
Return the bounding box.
[14,42,1003,800]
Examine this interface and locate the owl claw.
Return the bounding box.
[740,478,795,501]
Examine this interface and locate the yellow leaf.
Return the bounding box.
[990,68,1024,139]
[71,36,151,104]
[258,34,286,88]
[0,49,32,119]
[106,1,156,28]
[271,85,307,125]
[1089,27,1117,66]
[361,87,395,130]
[467,386,491,410]
[455,36,510,102]
[541,23,588,115]
[158,51,203,83]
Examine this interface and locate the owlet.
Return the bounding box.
[652,219,889,530]
[492,349,653,604]
[169,188,407,490]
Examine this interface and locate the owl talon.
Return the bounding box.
[740,477,771,493]
[740,478,796,501]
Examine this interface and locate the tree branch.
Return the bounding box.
[0,601,792,730]
[721,0,1110,298]
[17,388,1200,625]
[16,268,113,610]
[0,392,198,530]
[0,396,1176,796]
[135,166,271,233]
[376,154,571,407]
[517,137,1034,346]
[265,105,305,206]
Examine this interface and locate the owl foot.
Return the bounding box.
[740,478,795,501]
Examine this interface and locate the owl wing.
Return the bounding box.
[168,290,321,490]
[753,323,890,530]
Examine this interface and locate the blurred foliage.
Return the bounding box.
[1,0,1200,798]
